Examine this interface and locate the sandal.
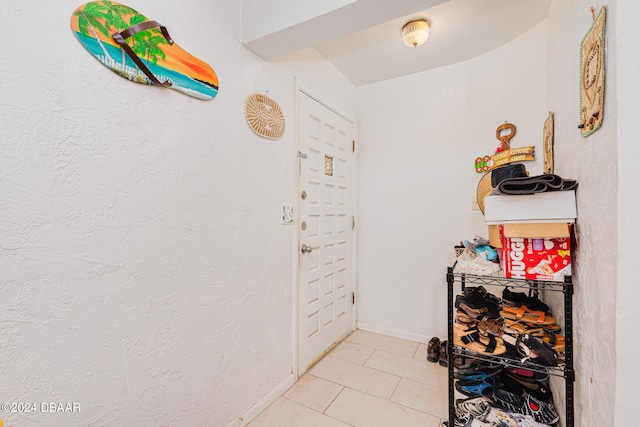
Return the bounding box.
[71,1,219,100]
[530,330,565,353]
[456,295,501,319]
[457,297,501,320]
[500,306,556,325]
[502,319,529,334]
[439,340,448,367]
[454,326,507,355]
[456,310,478,327]
[502,287,550,313]
[500,331,558,366]
[477,317,504,336]
[521,333,558,366]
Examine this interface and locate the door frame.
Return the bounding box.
[293,79,358,378]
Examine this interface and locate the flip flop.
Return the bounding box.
[71,1,219,100]
[500,306,557,325]
[454,372,496,384]
[455,379,495,397]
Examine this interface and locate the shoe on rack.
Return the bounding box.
[492,389,559,425]
[456,360,502,377]
[454,372,496,384]
[455,379,495,397]
[456,295,501,319]
[454,408,494,427]
[521,334,558,367]
[502,288,550,313]
[454,324,507,355]
[456,397,518,427]
[500,332,558,367]
[500,369,552,403]
[510,413,552,427]
[506,367,549,382]
[465,286,502,307]
[456,396,494,419]
[483,406,519,427]
[427,336,441,362]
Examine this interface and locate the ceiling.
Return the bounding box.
[314,0,552,86]
[243,0,552,87]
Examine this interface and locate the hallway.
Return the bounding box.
[248,330,446,427]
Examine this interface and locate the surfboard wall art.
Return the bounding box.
[71,1,219,100]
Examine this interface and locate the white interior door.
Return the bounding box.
[298,91,354,375]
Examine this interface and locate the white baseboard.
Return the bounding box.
[234,372,297,427]
[356,321,430,344]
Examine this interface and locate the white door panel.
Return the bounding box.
[298,92,354,374]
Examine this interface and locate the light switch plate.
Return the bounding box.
[281,204,294,224]
[472,195,480,210]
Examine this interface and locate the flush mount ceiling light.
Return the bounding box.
[402,19,430,48]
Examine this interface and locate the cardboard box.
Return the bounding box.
[500,224,571,281]
[484,191,577,225]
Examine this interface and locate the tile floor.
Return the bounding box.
[248,330,448,427]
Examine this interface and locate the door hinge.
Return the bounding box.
[352,292,355,305]
[352,140,355,152]
[352,216,355,230]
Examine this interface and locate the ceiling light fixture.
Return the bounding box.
[402,19,430,48]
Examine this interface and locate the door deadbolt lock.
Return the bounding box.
[301,190,307,200]
[301,221,307,231]
[301,244,313,254]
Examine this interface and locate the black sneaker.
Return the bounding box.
[522,393,559,424]
[492,389,559,425]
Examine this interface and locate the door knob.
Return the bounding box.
[301,244,313,254]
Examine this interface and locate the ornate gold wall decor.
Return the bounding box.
[324,155,334,176]
[245,93,286,139]
[544,112,554,174]
[579,6,606,137]
[485,123,535,172]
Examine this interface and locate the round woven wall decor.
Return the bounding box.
[245,93,286,140]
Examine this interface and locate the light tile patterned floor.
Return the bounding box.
[248,330,448,427]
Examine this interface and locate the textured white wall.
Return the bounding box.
[354,23,547,341]
[0,1,354,426]
[545,2,617,426]
[615,0,640,425]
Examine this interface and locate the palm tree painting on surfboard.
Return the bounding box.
[71,1,219,100]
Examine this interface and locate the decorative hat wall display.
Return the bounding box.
[476,171,494,214]
[473,123,535,174]
[543,112,554,174]
[578,6,606,137]
[71,1,219,100]
[244,93,286,140]
[474,123,536,215]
